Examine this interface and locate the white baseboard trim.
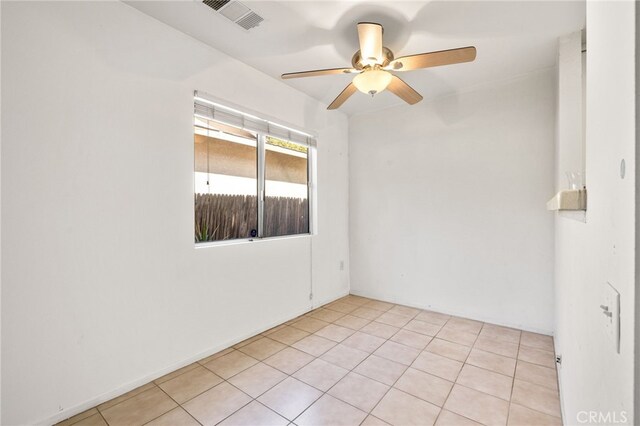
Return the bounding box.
[556,361,566,424]
[348,289,554,336]
[312,290,350,310]
[39,298,341,426]
[42,289,352,426]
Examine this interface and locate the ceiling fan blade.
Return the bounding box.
[387,46,477,71]
[357,22,383,65]
[327,83,358,110]
[387,75,423,105]
[282,67,357,79]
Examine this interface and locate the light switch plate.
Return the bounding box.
[603,282,620,353]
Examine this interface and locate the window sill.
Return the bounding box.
[195,233,312,249]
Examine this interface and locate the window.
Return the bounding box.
[194,92,313,243]
[264,136,309,237]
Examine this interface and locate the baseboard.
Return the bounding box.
[43,289,352,426]
[348,289,554,336]
[312,290,350,309]
[40,301,327,426]
[556,362,566,424]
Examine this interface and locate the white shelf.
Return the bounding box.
[547,189,587,211]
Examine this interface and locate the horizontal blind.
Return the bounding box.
[194,91,315,146]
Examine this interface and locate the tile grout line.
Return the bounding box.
[58,410,101,426]
[193,298,376,424]
[96,382,161,417]
[60,302,368,423]
[289,299,393,422]
[197,301,548,423]
[102,334,298,424]
[400,310,560,421]
[505,339,522,426]
[96,409,110,426]
[66,295,560,426]
[147,386,204,426]
[204,302,511,424]
[206,380,286,425]
[240,299,379,423]
[432,319,482,426]
[291,302,410,425]
[452,325,561,422]
[344,304,558,423]
[126,300,554,425]
[366,314,444,426]
[366,320,439,424]
[94,339,281,424]
[353,304,466,423]
[179,355,296,425]
[274,299,400,423]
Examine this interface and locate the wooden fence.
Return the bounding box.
[195,193,309,242]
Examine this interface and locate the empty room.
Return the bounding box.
[1,0,638,425]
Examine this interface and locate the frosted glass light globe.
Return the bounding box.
[353,69,393,95]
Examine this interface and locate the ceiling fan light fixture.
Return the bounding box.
[281,21,476,110]
[353,69,393,96]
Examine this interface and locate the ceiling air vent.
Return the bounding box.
[236,12,264,30]
[202,0,264,31]
[202,0,230,11]
[219,1,249,21]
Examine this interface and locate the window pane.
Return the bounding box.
[263,136,309,237]
[194,121,258,242]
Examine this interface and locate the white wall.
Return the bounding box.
[349,69,556,333]
[0,2,349,424]
[554,2,636,424]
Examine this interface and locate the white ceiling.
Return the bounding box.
[127,0,585,116]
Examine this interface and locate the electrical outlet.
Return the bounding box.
[601,282,620,353]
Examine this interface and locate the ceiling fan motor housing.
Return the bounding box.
[352,47,395,70]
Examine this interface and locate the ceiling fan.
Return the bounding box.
[281,22,477,110]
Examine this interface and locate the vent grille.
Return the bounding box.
[219,1,249,21]
[202,0,264,31]
[202,0,230,11]
[236,12,264,30]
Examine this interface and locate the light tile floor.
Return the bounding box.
[57,295,562,426]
